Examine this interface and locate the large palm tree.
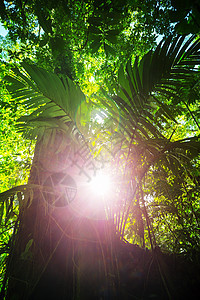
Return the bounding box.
[1,35,200,299]
[101,34,200,248]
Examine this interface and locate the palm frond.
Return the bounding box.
[110,35,200,140]
[4,63,86,139]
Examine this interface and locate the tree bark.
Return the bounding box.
[6,130,117,299]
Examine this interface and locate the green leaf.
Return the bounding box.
[105,32,118,44]
[89,26,102,35]
[5,63,86,138]
[90,40,102,53]
[104,43,115,56]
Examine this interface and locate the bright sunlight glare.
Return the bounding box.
[89,173,112,197]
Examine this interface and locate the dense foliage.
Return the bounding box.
[0,0,200,298]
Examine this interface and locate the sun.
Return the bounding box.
[89,172,112,197]
[68,167,119,220]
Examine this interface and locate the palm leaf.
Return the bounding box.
[108,35,200,140]
[4,62,86,139]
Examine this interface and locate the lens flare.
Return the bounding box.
[89,173,112,197]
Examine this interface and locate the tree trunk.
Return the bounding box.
[6,130,117,300]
